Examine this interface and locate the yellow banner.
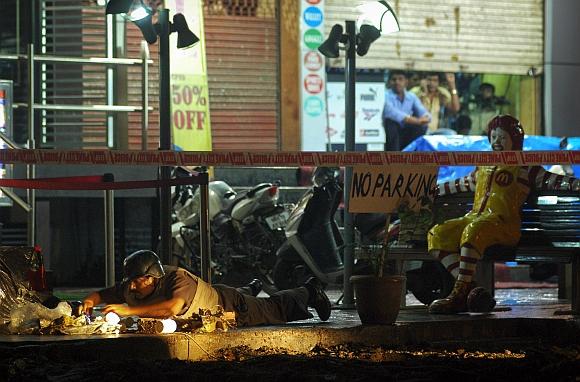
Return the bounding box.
[349,165,439,213]
[167,0,212,151]
[171,74,211,150]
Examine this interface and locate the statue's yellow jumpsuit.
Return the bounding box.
[428,165,529,256]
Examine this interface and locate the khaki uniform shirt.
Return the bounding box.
[411,86,452,132]
[98,266,219,318]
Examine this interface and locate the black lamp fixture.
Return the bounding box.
[105,0,199,48]
[317,1,399,309]
[318,24,345,58]
[105,0,133,15]
[318,0,399,59]
[127,5,157,44]
[356,24,381,57]
[173,13,200,49]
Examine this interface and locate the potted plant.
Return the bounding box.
[351,215,406,325]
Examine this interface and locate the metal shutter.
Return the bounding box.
[41,0,108,148]
[40,0,157,150]
[326,0,543,75]
[203,0,280,150]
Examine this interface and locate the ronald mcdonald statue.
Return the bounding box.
[428,115,579,314]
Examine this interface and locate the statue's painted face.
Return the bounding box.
[490,127,513,151]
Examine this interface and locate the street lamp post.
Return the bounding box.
[318,1,400,307]
[105,1,200,268]
[157,8,172,267]
[343,20,357,308]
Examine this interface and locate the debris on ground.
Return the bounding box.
[0,343,578,381]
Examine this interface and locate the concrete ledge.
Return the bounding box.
[1,318,579,361]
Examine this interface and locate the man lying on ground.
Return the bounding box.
[82,250,331,326]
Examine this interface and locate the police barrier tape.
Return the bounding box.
[0,149,578,167]
[0,173,208,190]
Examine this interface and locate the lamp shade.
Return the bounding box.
[173,13,200,49]
[105,0,134,14]
[134,13,158,44]
[356,24,381,56]
[318,24,343,58]
[356,0,400,35]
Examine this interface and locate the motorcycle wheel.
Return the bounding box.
[406,261,455,306]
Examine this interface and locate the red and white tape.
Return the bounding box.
[0,149,578,167]
[0,173,208,190]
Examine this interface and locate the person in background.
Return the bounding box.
[382,70,431,151]
[467,83,510,135]
[82,250,331,326]
[427,115,579,314]
[454,115,472,135]
[407,71,422,90]
[411,72,460,133]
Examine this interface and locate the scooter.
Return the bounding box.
[272,166,454,305]
[273,167,357,290]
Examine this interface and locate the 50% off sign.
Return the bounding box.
[172,81,208,131]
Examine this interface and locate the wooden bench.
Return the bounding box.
[386,190,580,312]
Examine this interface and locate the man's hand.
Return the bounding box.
[445,73,456,88]
[81,291,102,315]
[404,114,430,126]
[102,304,134,317]
[82,300,95,315]
[418,115,430,125]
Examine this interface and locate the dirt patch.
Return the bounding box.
[1,343,579,381]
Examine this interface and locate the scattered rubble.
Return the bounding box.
[1,343,578,381]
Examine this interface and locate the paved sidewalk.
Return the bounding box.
[1,286,578,362]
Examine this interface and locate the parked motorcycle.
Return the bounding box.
[272,166,454,305]
[168,167,290,291]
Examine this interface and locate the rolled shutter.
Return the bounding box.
[203,0,279,150]
[41,0,108,148]
[326,0,543,75]
[40,0,157,150]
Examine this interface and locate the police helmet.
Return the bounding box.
[122,250,165,282]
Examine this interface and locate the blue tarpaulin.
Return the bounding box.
[403,135,579,183]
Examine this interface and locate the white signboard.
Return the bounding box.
[349,165,438,213]
[326,82,385,146]
[300,0,327,151]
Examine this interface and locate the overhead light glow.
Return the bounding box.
[128,6,150,21]
[356,1,400,35]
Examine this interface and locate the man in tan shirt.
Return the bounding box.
[82,250,331,326]
[411,72,460,133]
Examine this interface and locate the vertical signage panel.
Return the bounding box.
[300,0,327,151]
[167,0,212,151]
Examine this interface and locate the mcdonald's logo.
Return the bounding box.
[494,170,513,187]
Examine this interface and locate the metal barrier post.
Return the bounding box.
[26,43,36,247]
[104,173,115,287]
[199,183,211,283]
